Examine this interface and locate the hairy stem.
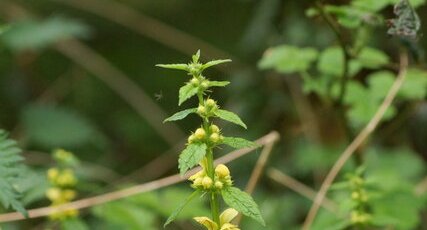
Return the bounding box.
[197,80,220,225]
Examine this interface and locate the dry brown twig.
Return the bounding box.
[268,168,339,213]
[0,131,279,223]
[302,52,409,230]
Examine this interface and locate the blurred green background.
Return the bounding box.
[0,0,426,229]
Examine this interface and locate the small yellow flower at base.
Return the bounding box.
[56,169,77,187]
[194,208,240,230]
[214,181,224,189]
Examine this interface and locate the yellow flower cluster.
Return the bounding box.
[197,99,219,118]
[46,149,79,220]
[189,161,232,190]
[349,175,371,225]
[188,124,224,145]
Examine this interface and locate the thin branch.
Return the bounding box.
[314,1,351,105]
[302,52,409,230]
[51,0,249,71]
[268,168,339,213]
[0,131,280,223]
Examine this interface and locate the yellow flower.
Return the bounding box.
[215,164,230,178]
[47,168,59,181]
[195,128,206,139]
[194,208,240,230]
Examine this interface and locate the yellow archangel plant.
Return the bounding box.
[157,50,265,229]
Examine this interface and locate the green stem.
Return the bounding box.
[196,77,220,225]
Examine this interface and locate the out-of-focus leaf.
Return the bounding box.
[344,71,396,128]
[317,47,361,77]
[356,47,390,69]
[22,104,97,148]
[399,68,427,100]
[92,201,156,230]
[61,218,89,230]
[1,17,90,51]
[259,45,318,74]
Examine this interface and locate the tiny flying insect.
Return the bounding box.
[154,90,163,101]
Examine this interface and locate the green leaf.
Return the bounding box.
[399,68,427,100]
[61,218,89,230]
[178,83,199,106]
[317,46,361,77]
[222,137,258,149]
[164,190,202,227]
[258,45,318,74]
[208,81,230,88]
[214,109,247,129]
[22,104,97,148]
[222,187,265,226]
[0,130,27,217]
[202,59,232,70]
[164,108,197,123]
[1,17,89,51]
[156,64,189,71]
[344,71,397,128]
[357,47,390,69]
[178,143,207,176]
[92,201,156,230]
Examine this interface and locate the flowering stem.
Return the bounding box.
[196,78,221,226]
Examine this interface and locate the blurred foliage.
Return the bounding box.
[0,0,426,229]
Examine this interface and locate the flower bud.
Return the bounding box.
[193,177,203,187]
[215,164,230,178]
[197,105,206,114]
[206,99,216,107]
[200,80,209,89]
[351,191,360,200]
[214,181,223,189]
[188,134,196,143]
[63,189,77,200]
[190,78,199,86]
[202,176,213,189]
[47,168,59,181]
[210,124,220,133]
[210,133,220,143]
[46,188,61,201]
[195,128,206,139]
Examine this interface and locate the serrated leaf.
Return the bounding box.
[259,45,318,74]
[178,84,199,106]
[164,190,202,227]
[164,108,197,123]
[156,63,189,71]
[214,109,247,129]
[0,130,27,217]
[202,59,232,70]
[178,143,207,176]
[222,187,265,226]
[208,81,230,88]
[222,137,258,149]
